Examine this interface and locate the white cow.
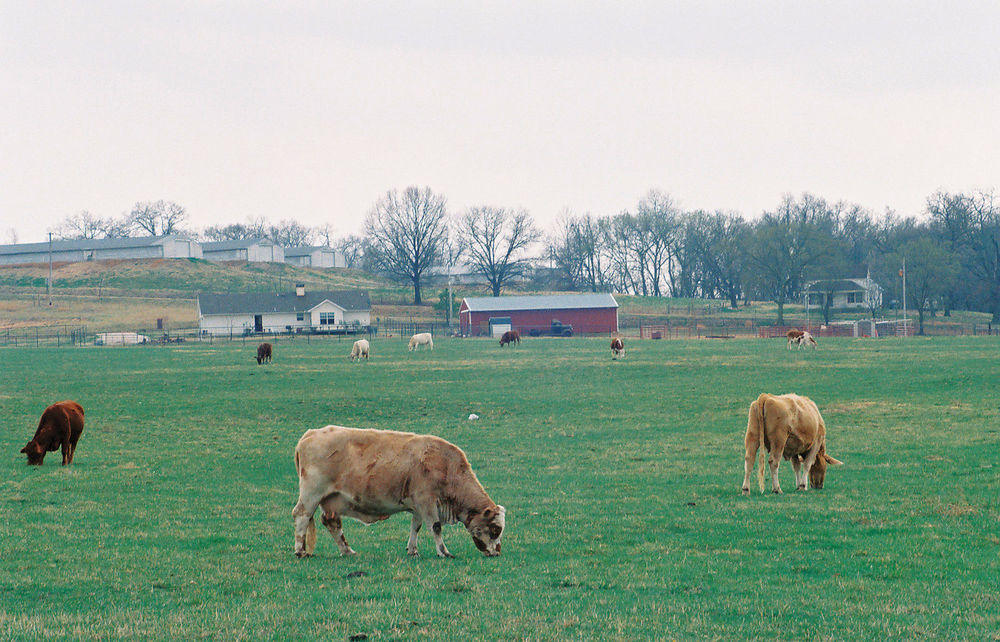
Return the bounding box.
[350,339,370,361]
[408,333,434,351]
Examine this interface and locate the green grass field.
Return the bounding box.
[2,336,999,639]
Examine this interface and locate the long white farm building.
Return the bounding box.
[0,235,202,265]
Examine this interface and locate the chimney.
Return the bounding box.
[296,283,305,297]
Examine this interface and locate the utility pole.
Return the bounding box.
[47,232,53,306]
[901,257,907,337]
[447,273,454,331]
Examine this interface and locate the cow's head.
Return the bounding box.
[808,450,843,489]
[467,505,505,557]
[20,441,45,465]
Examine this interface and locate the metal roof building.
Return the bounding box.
[460,293,618,337]
[200,239,284,263]
[197,286,371,336]
[0,235,202,265]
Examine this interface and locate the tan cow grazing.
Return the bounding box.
[741,393,843,495]
[610,337,625,359]
[256,342,273,364]
[21,401,85,466]
[785,329,805,349]
[293,425,505,559]
[408,332,434,351]
[350,339,370,361]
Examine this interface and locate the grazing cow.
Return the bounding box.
[408,333,434,351]
[21,401,85,466]
[499,330,520,347]
[293,425,505,559]
[350,339,370,361]
[610,337,625,359]
[796,331,818,349]
[785,329,805,349]
[256,342,273,364]
[741,393,843,495]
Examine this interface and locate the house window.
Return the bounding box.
[320,312,336,325]
[847,292,860,304]
[808,293,823,305]
[296,312,304,322]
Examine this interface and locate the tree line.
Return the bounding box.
[49,187,1000,329]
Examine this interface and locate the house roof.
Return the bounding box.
[462,293,618,312]
[283,246,334,257]
[0,235,188,256]
[198,290,371,315]
[805,278,881,292]
[200,238,274,251]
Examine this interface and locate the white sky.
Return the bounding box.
[2,1,999,244]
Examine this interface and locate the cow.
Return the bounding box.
[796,331,818,349]
[611,337,625,359]
[292,425,505,559]
[785,329,804,349]
[256,342,273,364]
[21,401,85,466]
[741,393,843,495]
[499,330,520,347]
[408,333,434,351]
[350,339,370,361]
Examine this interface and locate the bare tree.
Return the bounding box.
[56,211,105,240]
[315,222,336,247]
[129,200,188,236]
[4,227,17,244]
[203,223,259,241]
[267,219,315,247]
[365,186,449,304]
[460,206,540,296]
[333,234,367,269]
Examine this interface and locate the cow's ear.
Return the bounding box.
[20,445,29,454]
[824,454,843,466]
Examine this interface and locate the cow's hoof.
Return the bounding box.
[295,551,312,558]
[407,550,419,557]
[797,484,807,491]
[772,489,783,495]
[341,549,357,557]
[741,488,750,496]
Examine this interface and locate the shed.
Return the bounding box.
[201,239,284,263]
[460,293,618,337]
[283,246,343,268]
[0,235,202,266]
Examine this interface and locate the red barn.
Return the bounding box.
[460,294,619,337]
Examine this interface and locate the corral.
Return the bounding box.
[1,336,998,638]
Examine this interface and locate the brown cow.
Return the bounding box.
[293,425,505,559]
[21,401,85,466]
[499,330,520,347]
[785,329,804,349]
[741,393,842,495]
[256,342,272,364]
[611,337,625,359]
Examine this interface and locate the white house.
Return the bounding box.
[0,235,202,266]
[197,284,371,335]
[200,239,284,263]
[283,246,344,268]
[803,276,883,310]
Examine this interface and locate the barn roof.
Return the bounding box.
[0,235,187,255]
[805,278,881,292]
[200,238,275,251]
[198,290,370,315]
[462,293,618,312]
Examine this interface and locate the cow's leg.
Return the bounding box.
[800,440,823,489]
[742,438,758,495]
[418,509,453,558]
[768,434,787,494]
[319,499,356,556]
[292,498,319,557]
[407,514,422,556]
[61,436,71,466]
[791,456,805,490]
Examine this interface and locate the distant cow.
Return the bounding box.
[785,329,804,349]
[797,331,818,349]
[293,425,505,558]
[499,330,520,347]
[741,393,842,495]
[350,339,370,361]
[408,333,434,351]
[21,401,85,466]
[257,342,273,364]
[611,337,625,359]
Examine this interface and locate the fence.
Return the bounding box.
[0,326,89,347]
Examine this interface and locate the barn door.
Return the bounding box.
[254,315,263,332]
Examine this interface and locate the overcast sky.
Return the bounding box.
[2,1,999,244]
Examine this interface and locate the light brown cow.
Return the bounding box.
[350,339,370,361]
[610,337,625,359]
[293,425,505,559]
[741,393,843,495]
[796,331,818,349]
[785,329,804,349]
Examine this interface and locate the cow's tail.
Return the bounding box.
[756,396,767,494]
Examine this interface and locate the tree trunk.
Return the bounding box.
[491,281,501,297]
[917,308,925,335]
[412,279,422,305]
[776,300,785,326]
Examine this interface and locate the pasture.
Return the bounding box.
[1,336,998,639]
